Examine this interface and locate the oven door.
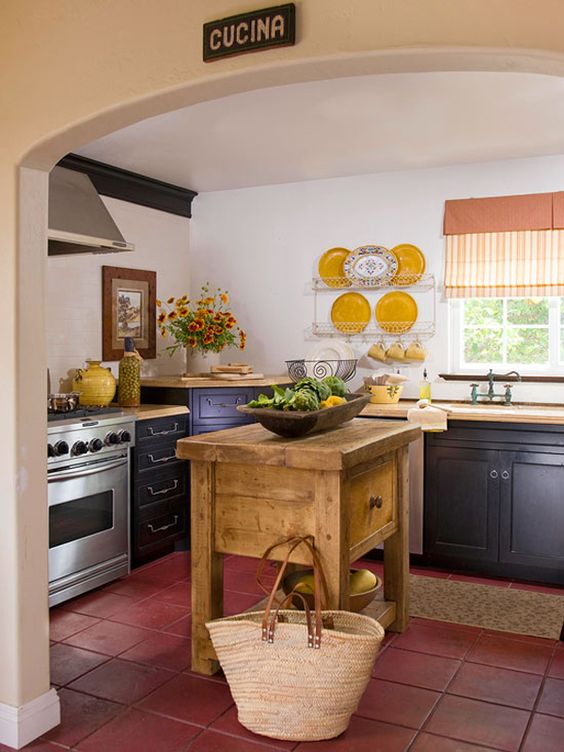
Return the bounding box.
[48,454,129,584]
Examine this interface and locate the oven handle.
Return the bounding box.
[48,456,128,482]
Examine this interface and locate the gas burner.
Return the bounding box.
[48,406,123,423]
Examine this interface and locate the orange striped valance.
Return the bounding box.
[444,230,564,299]
[444,192,564,235]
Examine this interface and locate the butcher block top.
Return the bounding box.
[176,418,420,470]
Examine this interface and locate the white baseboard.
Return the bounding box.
[0,689,60,749]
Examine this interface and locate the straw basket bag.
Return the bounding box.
[206,536,385,742]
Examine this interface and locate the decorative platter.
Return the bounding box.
[237,393,370,438]
[331,292,372,334]
[390,244,426,286]
[307,340,356,362]
[343,245,398,287]
[375,291,418,334]
[318,247,351,288]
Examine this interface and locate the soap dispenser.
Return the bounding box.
[419,368,432,402]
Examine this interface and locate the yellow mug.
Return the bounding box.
[367,342,387,363]
[386,342,405,361]
[405,341,426,361]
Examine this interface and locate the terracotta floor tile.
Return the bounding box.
[63,590,134,618]
[49,609,101,642]
[120,632,191,672]
[294,715,415,751]
[372,646,460,691]
[49,643,110,686]
[138,672,233,726]
[410,733,500,751]
[4,742,65,751]
[356,678,440,729]
[68,658,174,704]
[76,707,200,752]
[466,634,553,675]
[63,619,152,656]
[224,591,262,616]
[43,688,121,747]
[224,555,268,574]
[392,621,479,660]
[425,694,530,752]
[355,558,384,576]
[447,662,543,710]
[150,581,191,607]
[548,650,564,680]
[536,677,564,717]
[210,705,297,750]
[163,614,192,638]
[521,712,564,752]
[103,576,166,599]
[223,568,276,595]
[189,730,286,752]
[109,598,188,630]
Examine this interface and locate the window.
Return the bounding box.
[450,297,564,374]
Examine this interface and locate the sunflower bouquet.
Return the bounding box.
[157,284,246,355]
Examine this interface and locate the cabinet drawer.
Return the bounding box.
[135,465,187,508]
[136,414,188,444]
[136,444,182,472]
[348,457,395,550]
[135,502,187,551]
[191,388,256,424]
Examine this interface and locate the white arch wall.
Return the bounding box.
[3,0,564,745]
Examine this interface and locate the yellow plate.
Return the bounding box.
[331,292,371,334]
[375,292,418,334]
[390,244,426,286]
[318,247,351,288]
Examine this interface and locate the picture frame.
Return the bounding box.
[102,266,156,360]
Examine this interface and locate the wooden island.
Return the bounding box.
[177,418,420,675]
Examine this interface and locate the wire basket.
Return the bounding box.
[285,359,358,383]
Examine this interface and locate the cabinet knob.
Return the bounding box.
[369,495,383,509]
[490,470,499,479]
[501,470,510,480]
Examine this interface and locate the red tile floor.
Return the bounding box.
[5,553,563,752]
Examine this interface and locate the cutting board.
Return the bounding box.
[210,363,253,374]
[212,372,265,381]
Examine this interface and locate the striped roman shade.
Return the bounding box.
[444,230,564,299]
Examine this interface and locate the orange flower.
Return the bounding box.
[220,292,229,305]
[161,328,167,338]
[187,337,196,347]
[157,312,166,324]
[213,314,223,324]
[167,296,175,304]
[168,311,177,320]
[178,307,189,317]
[156,299,162,307]
[205,297,215,305]
[203,333,214,345]
[213,325,223,335]
[193,318,204,330]
[226,317,236,329]
[188,321,199,332]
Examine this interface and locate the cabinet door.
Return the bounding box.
[425,446,500,562]
[499,451,564,575]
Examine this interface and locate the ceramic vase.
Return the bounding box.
[72,360,117,406]
[184,347,221,375]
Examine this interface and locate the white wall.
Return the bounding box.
[47,197,190,390]
[190,154,564,403]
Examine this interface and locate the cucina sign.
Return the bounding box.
[203,3,296,62]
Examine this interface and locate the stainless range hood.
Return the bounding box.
[48,166,134,256]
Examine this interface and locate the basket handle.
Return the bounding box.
[259,536,325,649]
[266,589,315,646]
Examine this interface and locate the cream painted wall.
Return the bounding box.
[47,198,190,389]
[3,0,564,738]
[191,154,564,403]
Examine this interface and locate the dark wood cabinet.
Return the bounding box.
[424,421,564,585]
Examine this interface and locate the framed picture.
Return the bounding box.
[102,266,156,360]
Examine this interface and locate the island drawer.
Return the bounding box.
[348,455,396,551]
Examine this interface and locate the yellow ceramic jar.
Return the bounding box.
[73,360,117,407]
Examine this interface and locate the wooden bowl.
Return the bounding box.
[237,393,370,438]
[282,568,382,613]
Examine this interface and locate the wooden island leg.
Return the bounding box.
[384,446,410,632]
[191,460,223,675]
[315,470,350,610]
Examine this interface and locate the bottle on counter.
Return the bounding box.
[118,337,142,407]
[419,368,432,402]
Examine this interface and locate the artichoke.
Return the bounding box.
[322,376,348,397]
[291,389,320,412]
[294,377,331,401]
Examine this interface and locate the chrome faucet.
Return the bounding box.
[470,369,521,406]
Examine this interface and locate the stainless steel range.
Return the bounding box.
[47,408,135,607]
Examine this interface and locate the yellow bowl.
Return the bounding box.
[282,568,382,613]
[369,385,403,404]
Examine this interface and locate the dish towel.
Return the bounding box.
[407,399,448,432]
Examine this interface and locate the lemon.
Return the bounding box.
[294,574,315,594]
[350,569,377,594]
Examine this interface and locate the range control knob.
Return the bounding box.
[54,440,69,456]
[72,440,88,456]
[48,444,55,458]
[89,438,103,453]
[105,431,119,446]
[118,430,132,444]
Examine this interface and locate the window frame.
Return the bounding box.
[449,296,563,376]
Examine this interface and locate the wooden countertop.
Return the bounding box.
[118,404,189,420]
[177,417,420,470]
[361,400,564,425]
[141,375,290,389]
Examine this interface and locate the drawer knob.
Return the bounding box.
[369,495,383,510]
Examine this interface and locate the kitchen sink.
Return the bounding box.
[438,402,522,413]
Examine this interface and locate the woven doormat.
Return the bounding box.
[410,574,564,640]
